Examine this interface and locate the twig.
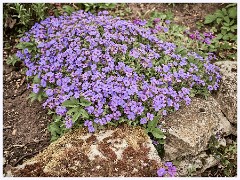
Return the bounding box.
[13,147,46,167]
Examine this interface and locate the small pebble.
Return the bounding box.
[12,129,17,136]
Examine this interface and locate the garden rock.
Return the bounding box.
[163,96,232,160]
[176,152,218,176]
[214,61,237,124]
[6,125,162,177]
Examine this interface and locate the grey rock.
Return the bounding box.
[214,61,237,124]
[176,152,218,176]
[7,125,162,177]
[164,96,232,160]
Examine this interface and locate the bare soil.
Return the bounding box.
[3,3,229,176]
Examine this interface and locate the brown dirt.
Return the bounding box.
[114,3,226,31]
[3,3,227,176]
[3,60,52,168]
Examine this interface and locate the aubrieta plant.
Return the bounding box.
[15,10,221,144]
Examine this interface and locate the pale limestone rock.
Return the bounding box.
[164,96,232,160]
[214,61,237,124]
[176,152,218,176]
[7,125,162,177]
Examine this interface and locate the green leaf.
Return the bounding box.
[151,128,165,139]
[223,34,230,40]
[226,3,236,8]
[37,94,42,101]
[223,22,229,27]
[67,107,80,115]
[158,138,165,145]
[79,108,89,119]
[228,6,237,19]
[53,115,62,122]
[79,97,92,106]
[16,42,35,50]
[216,33,223,40]
[62,98,79,107]
[48,122,61,134]
[221,29,227,35]
[33,75,40,83]
[118,117,127,124]
[214,10,224,18]
[229,20,235,26]
[216,18,223,24]
[47,110,55,115]
[73,111,81,122]
[147,116,159,130]
[223,16,230,24]
[204,15,216,24]
[28,92,37,102]
[221,26,230,31]
[228,32,234,39]
[222,8,228,16]
[6,55,20,66]
[107,121,118,127]
[230,25,237,32]
[62,5,75,15]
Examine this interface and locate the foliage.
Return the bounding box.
[6,54,21,66]
[112,4,132,18]
[3,3,51,36]
[147,5,237,62]
[83,3,116,12]
[47,114,67,141]
[208,135,237,177]
[202,3,237,60]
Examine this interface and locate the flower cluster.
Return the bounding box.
[157,162,177,177]
[16,10,221,132]
[186,30,215,45]
[151,18,171,34]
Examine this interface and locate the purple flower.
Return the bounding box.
[174,103,180,111]
[127,112,136,120]
[162,65,170,72]
[163,27,169,33]
[56,106,67,116]
[208,85,213,91]
[164,162,173,167]
[152,140,159,145]
[157,168,167,177]
[65,116,73,129]
[41,79,47,87]
[84,120,92,127]
[162,110,167,116]
[167,166,177,177]
[153,18,160,24]
[133,19,147,26]
[45,89,54,96]
[165,20,171,24]
[167,98,173,106]
[147,113,154,121]
[204,37,211,45]
[33,84,40,94]
[86,106,94,114]
[140,117,147,124]
[130,49,140,59]
[88,125,95,133]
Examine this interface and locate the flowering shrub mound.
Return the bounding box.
[16,10,221,141]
